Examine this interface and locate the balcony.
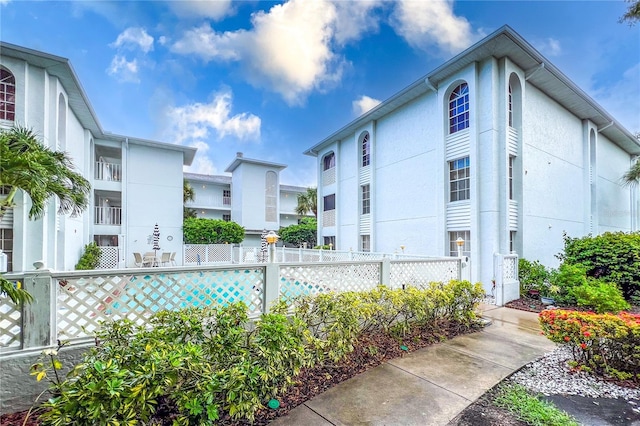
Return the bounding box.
[95,206,122,225]
[95,161,122,182]
[186,195,232,209]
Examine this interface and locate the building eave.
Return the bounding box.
[304,25,639,156]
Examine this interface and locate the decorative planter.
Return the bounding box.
[528,289,540,299]
[540,296,555,305]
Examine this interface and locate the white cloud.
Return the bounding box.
[111,27,154,53]
[166,88,261,144]
[106,55,140,83]
[333,0,384,45]
[185,141,218,175]
[352,95,382,116]
[171,0,346,105]
[390,0,479,54]
[593,63,640,134]
[536,37,562,57]
[0,0,12,5]
[168,0,233,20]
[171,24,241,61]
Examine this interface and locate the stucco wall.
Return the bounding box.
[126,144,184,264]
[597,135,632,232]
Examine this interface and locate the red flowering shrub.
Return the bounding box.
[539,309,640,381]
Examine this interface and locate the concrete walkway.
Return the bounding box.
[270,305,555,426]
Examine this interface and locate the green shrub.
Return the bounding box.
[519,258,551,296]
[571,279,629,314]
[539,310,640,381]
[36,281,485,424]
[74,242,102,270]
[559,232,640,298]
[279,217,317,247]
[183,217,244,244]
[549,263,587,305]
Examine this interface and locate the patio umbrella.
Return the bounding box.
[260,229,268,262]
[152,223,161,256]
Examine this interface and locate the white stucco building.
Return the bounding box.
[305,26,640,290]
[184,153,313,246]
[0,42,196,272]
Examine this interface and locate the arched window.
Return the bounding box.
[323,152,335,171]
[448,83,469,134]
[57,93,67,150]
[0,68,16,122]
[265,171,277,222]
[508,84,513,127]
[361,133,370,167]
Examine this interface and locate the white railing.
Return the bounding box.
[183,245,439,265]
[94,206,122,225]
[95,161,122,182]
[0,257,462,354]
[185,195,232,209]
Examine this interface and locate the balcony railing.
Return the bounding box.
[95,161,122,182]
[185,195,232,209]
[95,206,122,225]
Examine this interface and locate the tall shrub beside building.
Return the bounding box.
[183,218,244,244]
[559,232,640,298]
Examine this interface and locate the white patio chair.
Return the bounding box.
[160,252,171,266]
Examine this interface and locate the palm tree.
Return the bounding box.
[0,126,90,220]
[0,126,89,305]
[183,179,197,219]
[295,187,317,218]
[622,132,640,186]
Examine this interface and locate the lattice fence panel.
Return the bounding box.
[0,277,23,350]
[390,260,460,289]
[503,256,518,281]
[279,263,380,302]
[207,244,232,263]
[57,269,265,340]
[184,245,207,264]
[97,246,119,269]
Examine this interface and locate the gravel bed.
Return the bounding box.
[511,345,640,400]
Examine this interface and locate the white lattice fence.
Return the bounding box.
[97,246,119,269]
[390,259,460,288]
[184,244,234,265]
[0,275,23,351]
[56,268,265,341]
[503,255,518,281]
[279,263,380,302]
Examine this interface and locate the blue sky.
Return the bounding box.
[1,1,639,187]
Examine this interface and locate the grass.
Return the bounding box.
[493,382,579,426]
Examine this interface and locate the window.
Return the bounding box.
[449,231,470,257]
[510,231,516,253]
[0,68,16,122]
[223,189,231,205]
[323,152,335,171]
[323,194,335,211]
[0,186,11,195]
[361,184,370,215]
[448,83,469,133]
[265,171,277,222]
[223,213,231,222]
[324,235,336,247]
[508,84,513,127]
[449,157,470,202]
[509,156,515,200]
[0,228,13,272]
[361,235,371,252]
[362,133,370,167]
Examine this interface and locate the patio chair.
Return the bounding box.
[142,252,157,267]
[169,252,177,266]
[160,252,171,266]
[133,252,144,267]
